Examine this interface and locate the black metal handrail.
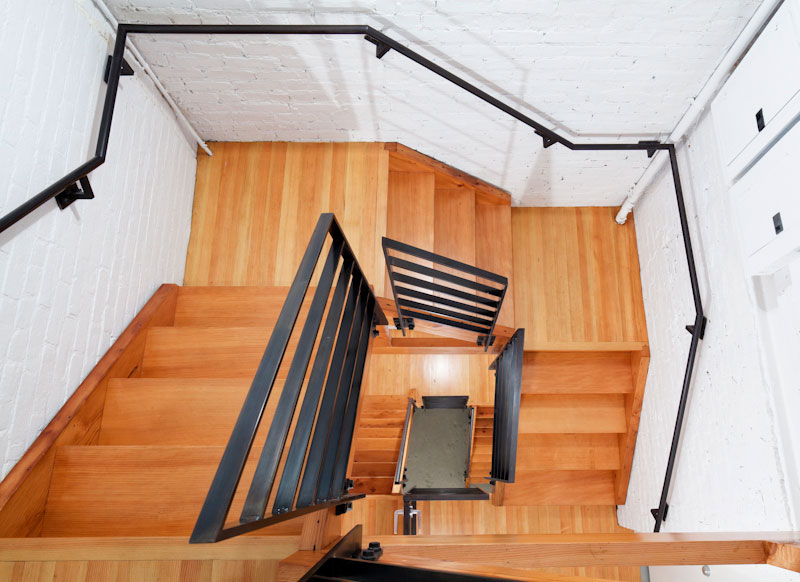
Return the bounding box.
[3,22,706,531]
[190,213,386,543]
[394,397,415,488]
[2,23,670,234]
[488,329,524,483]
[382,237,508,351]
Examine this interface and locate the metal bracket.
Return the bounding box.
[104,55,134,84]
[55,177,94,210]
[685,316,707,340]
[536,131,557,148]
[651,503,669,522]
[371,317,380,338]
[639,140,660,158]
[393,317,414,330]
[335,501,353,515]
[364,35,391,59]
[477,334,495,347]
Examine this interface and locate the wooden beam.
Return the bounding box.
[384,143,511,205]
[0,284,179,537]
[766,542,800,573]
[492,482,506,506]
[0,536,298,562]
[372,533,800,568]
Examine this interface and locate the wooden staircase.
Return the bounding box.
[350,396,409,495]
[468,350,647,505]
[38,286,309,538]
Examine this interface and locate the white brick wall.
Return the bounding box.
[102,0,760,206]
[617,109,797,576]
[0,0,197,478]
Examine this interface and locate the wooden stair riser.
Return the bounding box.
[41,446,307,537]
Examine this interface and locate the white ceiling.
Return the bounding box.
[106,0,763,205]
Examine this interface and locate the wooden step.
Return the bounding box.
[351,477,394,495]
[355,438,402,451]
[475,406,493,418]
[472,434,620,470]
[100,378,283,446]
[354,450,397,463]
[521,351,634,394]
[357,396,410,418]
[351,462,397,477]
[174,286,311,327]
[357,427,404,439]
[41,446,305,537]
[518,394,626,434]
[501,471,617,505]
[140,327,298,378]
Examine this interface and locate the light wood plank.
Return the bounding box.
[522,352,634,394]
[41,446,305,537]
[518,395,627,434]
[512,207,647,349]
[98,378,280,446]
[140,326,296,378]
[174,286,310,327]
[473,434,621,471]
[372,532,794,567]
[475,202,515,328]
[385,143,511,205]
[0,537,298,562]
[767,542,800,573]
[501,471,617,505]
[385,170,435,296]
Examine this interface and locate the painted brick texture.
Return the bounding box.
[0,0,197,478]
[104,0,760,206]
[619,108,796,539]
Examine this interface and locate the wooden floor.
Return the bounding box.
[511,207,647,350]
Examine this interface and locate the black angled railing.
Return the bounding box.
[488,329,524,483]
[3,23,706,532]
[189,213,386,543]
[382,237,508,351]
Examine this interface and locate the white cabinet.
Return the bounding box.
[712,0,800,181]
[730,115,800,276]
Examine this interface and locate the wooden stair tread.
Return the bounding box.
[501,471,617,506]
[354,450,397,463]
[100,378,281,446]
[472,434,620,471]
[174,286,311,327]
[140,327,299,378]
[522,351,634,394]
[351,462,397,477]
[351,477,394,495]
[42,446,304,538]
[519,394,626,434]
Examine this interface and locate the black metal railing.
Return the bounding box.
[382,237,508,351]
[3,22,706,532]
[488,329,524,483]
[393,397,415,490]
[189,213,386,543]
